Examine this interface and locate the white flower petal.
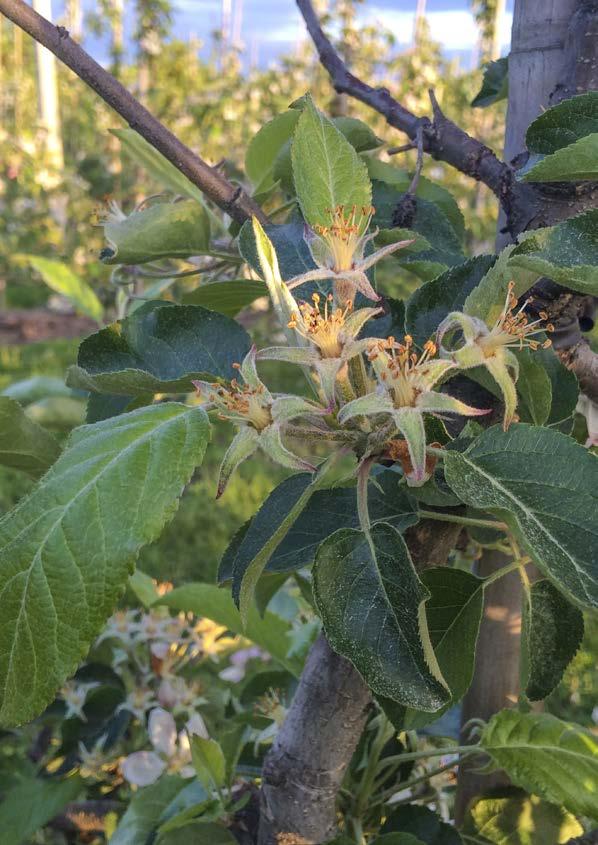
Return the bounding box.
[148,707,177,757]
[121,751,166,786]
[186,711,210,740]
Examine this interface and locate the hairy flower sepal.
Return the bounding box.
[339,338,488,485]
[284,206,414,303]
[193,348,327,496]
[258,295,381,404]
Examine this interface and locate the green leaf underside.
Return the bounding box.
[481,710,598,821]
[0,403,210,726]
[467,790,583,845]
[17,254,103,322]
[524,580,584,701]
[292,100,372,229]
[382,803,463,844]
[218,470,418,582]
[472,56,509,108]
[101,199,210,265]
[406,256,496,345]
[0,396,61,476]
[183,279,267,316]
[110,775,189,845]
[66,301,250,395]
[508,210,598,296]
[239,220,317,282]
[526,91,598,154]
[0,776,82,845]
[157,582,301,676]
[405,568,484,728]
[313,522,449,711]
[521,132,598,182]
[444,424,598,608]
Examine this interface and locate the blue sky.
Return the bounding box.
[62,0,515,68]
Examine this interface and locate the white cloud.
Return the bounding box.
[255,6,513,53]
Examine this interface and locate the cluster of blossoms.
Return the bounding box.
[60,599,270,787]
[196,211,553,498]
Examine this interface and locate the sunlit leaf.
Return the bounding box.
[16,255,103,322]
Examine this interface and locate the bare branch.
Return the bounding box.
[0,0,266,225]
[296,0,513,200]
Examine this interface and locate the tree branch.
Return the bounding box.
[296,0,514,202]
[0,0,266,225]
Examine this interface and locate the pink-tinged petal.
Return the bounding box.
[217,427,260,498]
[148,707,177,757]
[257,346,320,366]
[338,392,394,424]
[259,424,316,473]
[358,238,416,272]
[343,269,381,302]
[417,392,490,417]
[218,665,246,683]
[393,408,428,486]
[285,268,333,291]
[121,751,166,787]
[341,306,383,339]
[485,356,518,430]
[271,395,328,424]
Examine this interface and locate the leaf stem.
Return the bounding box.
[376,752,475,800]
[418,509,508,533]
[375,743,478,770]
[483,558,529,588]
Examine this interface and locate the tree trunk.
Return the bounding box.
[458,0,598,817]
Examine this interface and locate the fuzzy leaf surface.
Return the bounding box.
[0,403,210,725]
[67,301,250,395]
[313,522,449,710]
[444,424,598,608]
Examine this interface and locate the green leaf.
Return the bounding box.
[183,279,266,316]
[26,396,86,430]
[480,710,598,821]
[190,736,226,792]
[466,790,583,845]
[112,128,206,205]
[374,836,426,845]
[521,133,598,182]
[405,568,484,728]
[514,349,552,426]
[366,160,465,241]
[158,823,237,845]
[472,56,509,108]
[524,580,584,701]
[16,255,103,322]
[406,256,496,345]
[66,301,250,395]
[218,470,418,581]
[101,199,210,265]
[334,116,382,151]
[464,245,538,326]
[232,456,347,625]
[508,210,598,294]
[239,220,316,281]
[443,424,598,608]
[128,568,159,609]
[0,402,210,726]
[0,776,82,845]
[382,803,463,844]
[291,99,371,229]
[526,92,598,154]
[313,522,449,710]
[156,582,301,676]
[540,347,579,427]
[0,396,61,476]
[246,110,300,190]
[110,775,189,845]
[2,376,76,406]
